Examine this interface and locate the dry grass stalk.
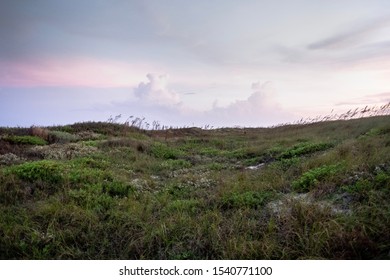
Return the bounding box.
[293,102,390,126]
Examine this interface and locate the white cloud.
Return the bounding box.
[203,81,293,127]
[127,74,295,127]
[134,73,181,107]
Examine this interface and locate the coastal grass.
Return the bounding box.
[0,115,389,259]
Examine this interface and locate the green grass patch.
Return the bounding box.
[150,143,183,159]
[68,187,115,212]
[208,162,228,170]
[279,142,334,159]
[292,164,343,192]
[81,140,100,147]
[221,191,274,209]
[166,199,200,213]
[159,159,192,170]
[4,135,47,146]
[198,147,222,157]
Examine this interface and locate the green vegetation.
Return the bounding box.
[292,164,343,192]
[150,142,184,159]
[221,190,274,209]
[1,115,390,259]
[47,130,80,144]
[8,160,64,184]
[3,135,47,146]
[279,142,334,159]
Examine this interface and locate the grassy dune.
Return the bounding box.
[1,115,389,259]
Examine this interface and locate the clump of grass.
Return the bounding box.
[0,170,31,204]
[208,162,229,171]
[199,147,222,157]
[99,138,147,153]
[221,191,274,209]
[30,126,49,140]
[292,164,343,192]
[150,143,183,159]
[341,168,390,202]
[166,199,200,214]
[67,167,111,188]
[3,135,47,146]
[102,181,134,198]
[159,159,192,170]
[270,199,340,259]
[279,142,333,159]
[271,157,301,171]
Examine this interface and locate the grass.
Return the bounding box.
[3,135,47,146]
[0,114,390,259]
[292,163,343,192]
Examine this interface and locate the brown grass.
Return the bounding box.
[30,126,49,141]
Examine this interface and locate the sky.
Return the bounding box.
[0,0,390,128]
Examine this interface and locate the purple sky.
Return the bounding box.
[1,0,390,127]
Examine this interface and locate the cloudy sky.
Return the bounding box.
[1,0,389,128]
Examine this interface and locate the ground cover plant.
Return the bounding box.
[0,113,389,259]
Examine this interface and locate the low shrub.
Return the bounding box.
[8,160,64,184]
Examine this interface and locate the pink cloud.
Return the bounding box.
[0,57,155,87]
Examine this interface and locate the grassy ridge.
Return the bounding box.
[0,116,389,259]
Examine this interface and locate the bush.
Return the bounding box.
[47,131,79,144]
[8,160,64,184]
